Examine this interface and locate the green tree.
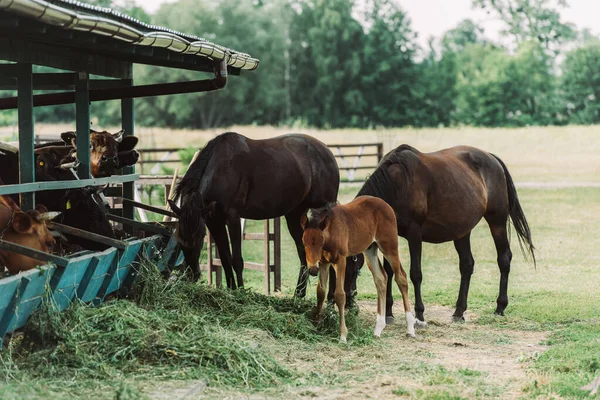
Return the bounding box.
[561,39,600,124]
[472,0,575,54]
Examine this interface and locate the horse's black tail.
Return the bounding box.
[491,154,536,266]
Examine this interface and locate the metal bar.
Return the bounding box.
[75,72,91,179]
[0,174,139,195]
[0,277,30,341]
[17,63,35,210]
[106,214,172,237]
[121,74,135,227]
[0,74,133,91]
[47,222,128,249]
[264,219,270,295]
[0,79,227,110]
[327,143,383,148]
[121,199,177,218]
[0,240,70,267]
[274,217,281,292]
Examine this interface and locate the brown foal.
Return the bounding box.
[301,195,420,342]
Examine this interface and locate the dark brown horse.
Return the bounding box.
[302,196,420,342]
[169,132,339,291]
[347,144,535,325]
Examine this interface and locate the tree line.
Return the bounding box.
[3,0,600,129]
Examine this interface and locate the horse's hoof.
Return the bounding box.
[386,316,395,325]
[452,315,466,323]
[415,319,427,329]
[339,336,347,344]
[494,310,505,316]
[406,332,416,339]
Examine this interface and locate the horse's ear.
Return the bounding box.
[319,214,329,231]
[300,213,308,230]
[200,201,217,219]
[168,200,181,216]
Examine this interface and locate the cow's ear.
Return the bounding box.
[118,136,138,152]
[61,131,76,145]
[168,200,181,216]
[35,204,49,214]
[12,212,33,234]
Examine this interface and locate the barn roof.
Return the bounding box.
[0,0,259,74]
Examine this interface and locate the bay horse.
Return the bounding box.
[168,132,339,291]
[346,144,535,325]
[301,196,422,342]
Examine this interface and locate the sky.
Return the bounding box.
[128,0,600,49]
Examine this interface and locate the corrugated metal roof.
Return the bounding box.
[0,0,259,71]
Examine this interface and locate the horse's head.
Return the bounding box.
[168,192,215,281]
[301,206,332,275]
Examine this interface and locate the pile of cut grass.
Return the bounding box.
[0,259,373,395]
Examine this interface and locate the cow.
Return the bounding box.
[0,146,116,251]
[38,128,140,178]
[0,191,60,275]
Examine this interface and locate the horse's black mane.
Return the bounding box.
[356,144,417,207]
[174,132,236,201]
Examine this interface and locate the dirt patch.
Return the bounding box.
[145,301,547,400]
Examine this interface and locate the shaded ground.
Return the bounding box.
[146,301,547,400]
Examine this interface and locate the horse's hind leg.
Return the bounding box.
[378,240,418,337]
[486,217,513,316]
[226,215,244,289]
[363,244,388,337]
[205,218,237,290]
[452,233,475,322]
[285,211,310,298]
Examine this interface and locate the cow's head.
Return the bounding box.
[61,129,124,177]
[0,197,60,274]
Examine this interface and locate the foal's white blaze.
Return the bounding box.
[374,314,386,337]
[405,312,416,337]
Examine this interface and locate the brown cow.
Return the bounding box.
[0,195,60,274]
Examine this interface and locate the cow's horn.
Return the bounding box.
[59,161,80,169]
[112,129,124,143]
[39,211,62,221]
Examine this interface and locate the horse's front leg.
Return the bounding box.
[334,258,348,343]
[227,215,245,288]
[314,262,330,322]
[206,218,236,289]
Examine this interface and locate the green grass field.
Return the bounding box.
[1,125,599,399]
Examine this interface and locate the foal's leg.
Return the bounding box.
[333,258,348,343]
[363,245,388,337]
[452,233,475,322]
[285,211,310,298]
[226,215,245,289]
[205,218,236,289]
[315,262,331,321]
[378,241,417,337]
[382,257,395,324]
[486,219,513,316]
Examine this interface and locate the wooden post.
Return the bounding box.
[377,143,384,163]
[264,219,271,295]
[17,63,35,210]
[273,217,281,292]
[163,169,178,222]
[206,233,213,286]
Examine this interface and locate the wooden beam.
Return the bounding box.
[47,222,128,250]
[0,240,69,267]
[0,37,132,79]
